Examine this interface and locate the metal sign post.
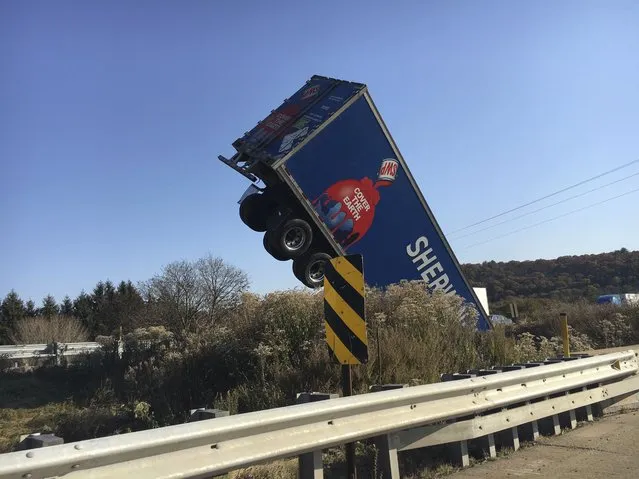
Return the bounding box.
[323,254,367,479]
[560,312,570,357]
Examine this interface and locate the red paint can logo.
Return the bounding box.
[313,158,400,249]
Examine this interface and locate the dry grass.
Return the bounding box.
[0,373,80,453]
[0,402,78,453]
[228,459,298,479]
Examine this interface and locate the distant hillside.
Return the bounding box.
[461,248,639,302]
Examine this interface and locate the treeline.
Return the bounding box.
[4,248,639,344]
[461,248,639,303]
[0,254,249,344]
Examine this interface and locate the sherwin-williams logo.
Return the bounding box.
[302,85,320,100]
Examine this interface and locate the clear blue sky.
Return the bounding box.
[2,0,638,304]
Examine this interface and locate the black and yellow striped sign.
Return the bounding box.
[323,254,368,365]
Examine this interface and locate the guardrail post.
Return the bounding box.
[592,382,606,417]
[370,385,405,479]
[188,408,229,422]
[539,395,561,435]
[440,374,476,467]
[17,433,64,450]
[452,439,470,467]
[580,386,594,421]
[559,392,577,430]
[296,392,338,479]
[481,433,497,459]
[53,341,61,366]
[375,434,400,479]
[523,401,540,441]
[498,408,520,452]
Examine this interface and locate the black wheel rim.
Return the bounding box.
[308,260,325,283]
[284,226,306,251]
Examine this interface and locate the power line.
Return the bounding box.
[449,158,639,234]
[450,171,639,240]
[460,186,639,250]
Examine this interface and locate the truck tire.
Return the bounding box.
[266,218,313,259]
[263,234,287,261]
[293,252,332,288]
[239,194,271,232]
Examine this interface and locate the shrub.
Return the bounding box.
[5,281,566,445]
[10,315,89,344]
[53,400,157,443]
[511,299,637,349]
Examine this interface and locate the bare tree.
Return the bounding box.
[141,260,205,334]
[140,255,250,335]
[10,315,89,344]
[196,254,250,323]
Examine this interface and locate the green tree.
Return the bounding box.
[82,280,122,337]
[93,280,119,336]
[73,291,93,330]
[461,249,639,302]
[115,280,145,333]
[40,295,59,318]
[1,290,26,343]
[60,295,74,316]
[25,300,37,317]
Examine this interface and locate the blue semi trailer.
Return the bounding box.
[218,75,491,330]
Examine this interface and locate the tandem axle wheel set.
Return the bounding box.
[239,189,332,289]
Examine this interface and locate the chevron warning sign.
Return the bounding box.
[323,254,368,365]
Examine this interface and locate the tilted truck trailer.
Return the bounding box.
[218,75,491,330]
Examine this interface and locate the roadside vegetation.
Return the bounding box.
[2,252,639,477]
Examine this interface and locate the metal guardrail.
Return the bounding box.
[0,350,637,479]
[0,342,101,360]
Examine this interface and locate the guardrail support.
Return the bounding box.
[479,433,497,459]
[375,434,400,479]
[580,387,594,421]
[520,401,540,441]
[450,439,470,467]
[497,408,520,452]
[559,392,577,429]
[298,447,324,479]
[296,392,338,479]
[188,408,229,422]
[539,395,561,435]
[17,433,64,450]
[370,384,405,478]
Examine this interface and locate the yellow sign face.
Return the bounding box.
[323,255,367,365]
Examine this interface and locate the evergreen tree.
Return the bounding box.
[87,280,121,336]
[40,295,59,318]
[25,300,37,317]
[60,295,74,316]
[1,290,26,343]
[115,280,145,332]
[73,291,93,330]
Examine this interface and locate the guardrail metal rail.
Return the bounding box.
[0,342,101,360]
[0,350,637,479]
